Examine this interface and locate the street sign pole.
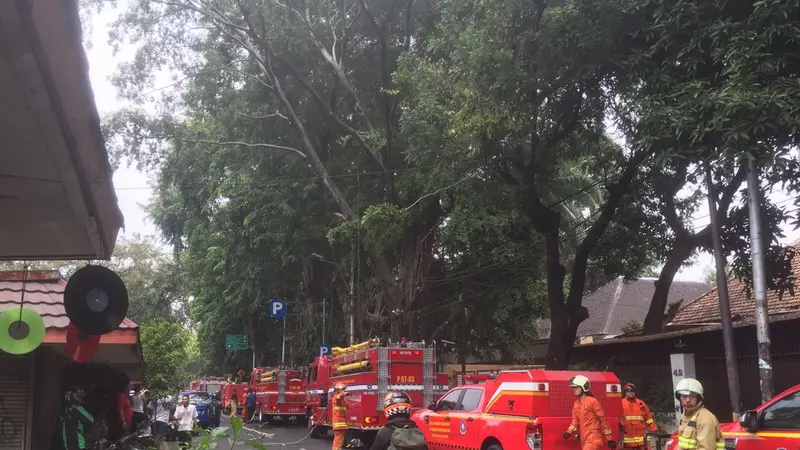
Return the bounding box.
[281,315,286,363]
[322,298,326,345]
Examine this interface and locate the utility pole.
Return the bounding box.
[706,165,742,419]
[349,240,356,346]
[322,298,327,344]
[747,159,774,401]
[281,314,287,363]
[460,294,467,377]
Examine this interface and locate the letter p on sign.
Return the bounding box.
[269,299,286,318]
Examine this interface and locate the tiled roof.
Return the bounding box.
[577,277,711,337]
[0,270,137,330]
[670,250,800,325]
[535,277,712,339]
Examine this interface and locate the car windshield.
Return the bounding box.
[180,392,210,405]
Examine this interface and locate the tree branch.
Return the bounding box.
[178,138,306,158]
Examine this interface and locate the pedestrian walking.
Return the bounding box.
[564,375,615,450]
[620,383,658,449]
[174,395,197,450]
[331,382,348,450]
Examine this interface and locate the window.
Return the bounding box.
[436,390,463,411]
[458,389,483,411]
[762,391,800,430]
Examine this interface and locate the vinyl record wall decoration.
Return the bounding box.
[64,265,129,335]
[65,323,101,363]
[0,307,45,355]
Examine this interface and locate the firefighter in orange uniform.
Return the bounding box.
[564,375,615,450]
[331,382,348,450]
[620,383,658,449]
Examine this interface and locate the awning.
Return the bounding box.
[0,0,123,260]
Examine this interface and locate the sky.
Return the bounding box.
[82,6,800,283]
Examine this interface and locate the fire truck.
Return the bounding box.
[666,383,800,450]
[412,369,623,450]
[305,338,449,442]
[221,382,247,414]
[249,366,307,423]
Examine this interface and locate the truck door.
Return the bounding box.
[424,388,464,448]
[453,388,483,444]
[738,389,800,449]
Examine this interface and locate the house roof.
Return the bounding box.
[535,277,711,340]
[671,250,800,325]
[0,270,137,338]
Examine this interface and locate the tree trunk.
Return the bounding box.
[642,237,695,333]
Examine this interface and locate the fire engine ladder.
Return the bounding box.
[377,347,390,411]
[423,347,435,406]
[278,370,286,404]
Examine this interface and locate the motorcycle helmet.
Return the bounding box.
[383,392,412,417]
[64,387,86,406]
[569,375,591,394]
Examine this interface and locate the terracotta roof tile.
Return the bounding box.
[0,270,137,329]
[671,250,800,325]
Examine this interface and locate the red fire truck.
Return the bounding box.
[221,382,247,414]
[412,369,623,450]
[249,366,307,423]
[305,338,449,442]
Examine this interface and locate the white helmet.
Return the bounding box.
[674,378,704,400]
[569,375,591,393]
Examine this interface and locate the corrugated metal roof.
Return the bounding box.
[670,249,800,326]
[0,270,137,330]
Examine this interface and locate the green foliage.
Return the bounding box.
[140,319,197,397]
[620,320,643,335]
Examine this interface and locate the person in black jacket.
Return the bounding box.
[208,391,222,429]
[369,392,421,450]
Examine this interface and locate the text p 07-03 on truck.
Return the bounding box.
[412,370,624,450]
[667,383,800,450]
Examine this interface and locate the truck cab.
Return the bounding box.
[412,370,623,450]
[668,384,800,450]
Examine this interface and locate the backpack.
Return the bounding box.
[388,424,427,450]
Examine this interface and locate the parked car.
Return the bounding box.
[177,391,212,429]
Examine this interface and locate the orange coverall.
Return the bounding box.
[331,391,347,450]
[568,395,613,450]
[621,397,658,448]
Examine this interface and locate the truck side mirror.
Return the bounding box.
[739,410,759,432]
[428,401,437,411]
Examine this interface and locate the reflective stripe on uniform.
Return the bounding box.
[624,437,645,444]
[646,419,655,425]
[623,416,645,420]
[678,436,698,449]
[333,407,346,411]
[715,442,724,449]
[332,421,348,429]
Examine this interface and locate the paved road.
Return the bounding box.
[213,416,331,450]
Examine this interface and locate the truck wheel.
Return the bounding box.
[485,444,503,450]
[296,415,308,426]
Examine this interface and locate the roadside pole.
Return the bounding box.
[747,159,775,401]
[706,164,742,419]
[281,314,287,363]
[322,297,327,345]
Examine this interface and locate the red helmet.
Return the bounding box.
[623,383,636,393]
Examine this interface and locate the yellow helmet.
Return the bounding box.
[675,378,704,400]
[569,375,591,393]
[334,382,347,392]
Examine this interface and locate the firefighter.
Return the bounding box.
[620,383,658,449]
[564,375,615,450]
[331,382,348,450]
[674,379,724,450]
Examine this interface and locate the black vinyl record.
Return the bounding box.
[64,265,129,335]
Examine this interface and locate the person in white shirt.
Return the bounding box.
[151,395,172,443]
[173,395,197,449]
[130,384,146,433]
